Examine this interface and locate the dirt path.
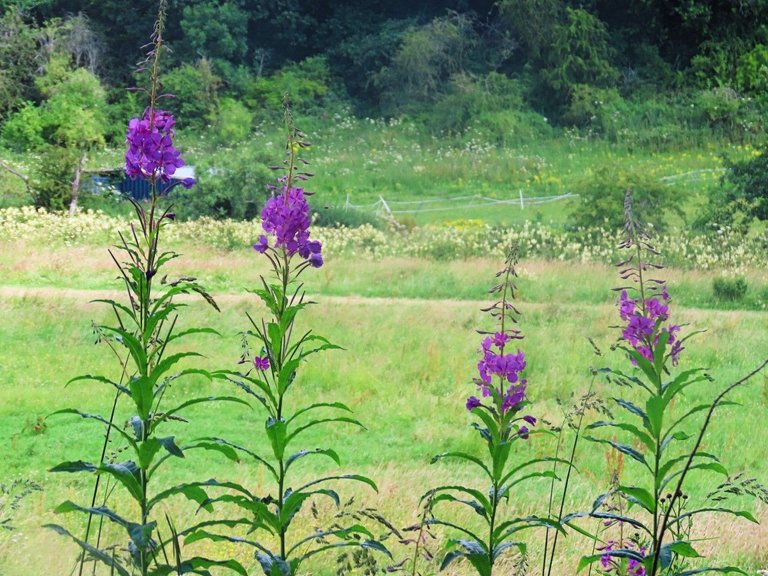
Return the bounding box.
[0,284,488,308]
[3,285,767,323]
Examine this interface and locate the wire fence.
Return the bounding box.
[344,192,580,217]
[338,167,728,218]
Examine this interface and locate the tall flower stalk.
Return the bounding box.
[188,105,388,575]
[426,247,564,576]
[47,4,247,574]
[580,190,768,576]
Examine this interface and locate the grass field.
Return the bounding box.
[1,241,767,575]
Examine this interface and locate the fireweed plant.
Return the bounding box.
[186,109,390,576]
[579,191,768,576]
[47,6,249,575]
[424,248,564,576]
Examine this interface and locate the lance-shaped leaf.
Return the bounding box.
[285,416,366,445]
[46,523,130,576]
[286,402,352,425]
[425,485,492,518]
[285,448,340,473]
[578,548,645,572]
[66,374,130,395]
[619,485,656,514]
[588,420,655,452]
[585,436,649,469]
[431,451,493,480]
[48,408,138,449]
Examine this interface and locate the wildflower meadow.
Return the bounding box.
[2,3,768,576]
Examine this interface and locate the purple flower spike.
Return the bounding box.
[466,396,481,411]
[523,415,537,426]
[253,356,270,371]
[618,287,684,365]
[518,426,530,440]
[125,108,187,184]
[260,186,323,267]
[253,235,269,254]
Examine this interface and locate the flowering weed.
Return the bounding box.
[579,191,768,575]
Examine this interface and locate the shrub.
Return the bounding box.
[311,205,383,229]
[31,146,78,211]
[162,59,221,127]
[570,165,683,231]
[212,97,252,144]
[246,56,340,117]
[694,87,763,141]
[1,101,45,151]
[713,276,748,301]
[173,142,273,220]
[563,84,623,130]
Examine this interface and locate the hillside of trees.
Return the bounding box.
[1,0,767,225]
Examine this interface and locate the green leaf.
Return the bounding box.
[138,438,163,470]
[50,460,97,473]
[183,529,273,556]
[659,452,721,485]
[98,325,148,375]
[472,408,500,445]
[150,352,204,386]
[66,374,129,395]
[286,401,352,425]
[280,489,340,528]
[677,507,759,524]
[499,456,575,488]
[185,437,278,479]
[430,451,493,480]
[663,541,701,559]
[662,368,711,403]
[99,461,144,503]
[588,420,655,452]
[585,436,649,469]
[152,396,250,432]
[213,370,276,410]
[677,568,748,575]
[46,523,131,576]
[286,416,366,445]
[579,548,645,573]
[267,322,282,358]
[492,515,566,541]
[493,540,526,561]
[296,474,378,494]
[425,485,492,517]
[129,375,154,421]
[646,394,666,439]
[613,398,651,430]
[285,448,340,472]
[47,408,138,449]
[653,330,671,375]
[618,485,656,514]
[266,417,287,460]
[590,511,651,535]
[164,327,221,347]
[626,346,660,388]
[445,540,493,576]
[277,358,301,395]
[177,557,248,576]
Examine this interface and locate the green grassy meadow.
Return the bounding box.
[1,242,767,575]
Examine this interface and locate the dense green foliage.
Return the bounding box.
[1,0,768,224]
[3,0,768,125]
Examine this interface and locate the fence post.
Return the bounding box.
[519,190,524,209]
